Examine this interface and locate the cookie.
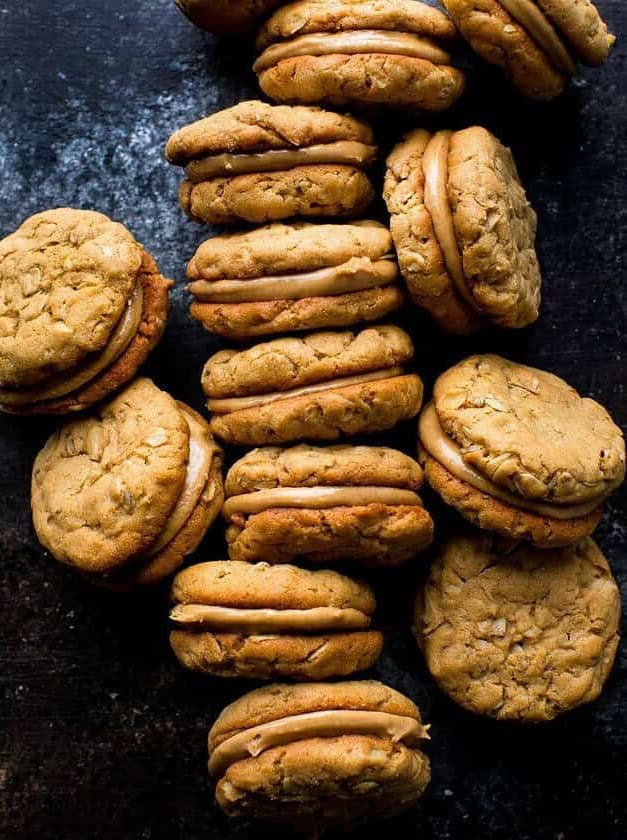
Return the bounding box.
[174,0,281,33]
[170,561,382,679]
[31,378,224,587]
[188,221,404,340]
[203,325,424,445]
[165,100,376,224]
[254,0,465,110]
[415,532,621,721]
[223,444,434,565]
[418,355,625,546]
[208,680,431,822]
[442,0,615,99]
[384,127,541,334]
[0,209,170,414]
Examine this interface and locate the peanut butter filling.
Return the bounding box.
[207,367,405,415]
[189,257,398,304]
[254,30,452,73]
[0,282,144,406]
[209,709,429,777]
[185,141,377,182]
[499,0,576,76]
[170,604,371,632]
[419,403,605,519]
[223,485,423,519]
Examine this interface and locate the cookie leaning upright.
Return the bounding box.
[0,209,170,414]
[442,0,615,99]
[31,378,224,587]
[173,0,282,33]
[254,0,465,110]
[202,325,424,445]
[418,355,625,546]
[165,100,376,225]
[170,561,383,680]
[384,127,541,334]
[208,681,431,822]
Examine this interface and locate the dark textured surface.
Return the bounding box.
[0,1,625,838]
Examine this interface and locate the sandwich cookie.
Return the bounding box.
[0,209,170,414]
[223,444,434,565]
[208,680,431,822]
[415,532,621,721]
[203,325,424,446]
[384,127,541,334]
[187,221,404,340]
[170,561,383,680]
[418,355,625,546]
[31,378,224,587]
[173,0,282,33]
[442,0,615,99]
[254,0,465,110]
[165,100,376,225]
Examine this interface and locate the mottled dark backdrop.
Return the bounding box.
[0,1,625,838]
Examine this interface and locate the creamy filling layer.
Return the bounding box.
[208,709,428,777]
[419,403,605,519]
[170,604,371,632]
[185,141,377,182]
[499,0,576,75]
[254,29,452,73]
[0,282,144,406]
[223,485,423,519]
[189,257,398,304]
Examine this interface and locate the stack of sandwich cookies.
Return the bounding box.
[223,444,433,565]
[255,0,465,110]
[170,561,383,679]
[31,378,224,587]
[0,209,170,414]
[188,221,404,340]
[384,127,541,334]
[442,0,615,99]
[173,0,282,33]
[165,101,376,225]
[419,355,625,546]
[202,325,424,446]
[208,681,431,821]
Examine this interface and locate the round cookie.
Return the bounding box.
[415,532,621,721]
[0,209,170,414]
[31,378,224,587]
[254,0,465,110]
[202,325,424,446]
[384,127,541,334]
[442,0,615,99]
[170,561,383,679]
[165,100,376,225]
[223,444,434,566]
[418,355,625,546]
[208,680,431,822]
[174,0,282,32]
[188,221,404,340]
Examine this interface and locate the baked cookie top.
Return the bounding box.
[417,533,621,721]
[31,378,189,573]
[534,0,615,65]
[174,0,281,33]
[0,208,143,388]
[433,355,625,504]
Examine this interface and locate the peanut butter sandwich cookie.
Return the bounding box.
[208,680,431,822]
[170,561,382,679]
[173,0,282,33]
[254,0,465,110]
[415,532,621,721]
[203,325,424,446]
[0,209,170,414]
[384,127,541,334]
[442,0,615,99]
[223,444,434,565]
[31,378,224,587]
[165,100,376,225]
[188,221,404,340]
[419,355,625,546]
